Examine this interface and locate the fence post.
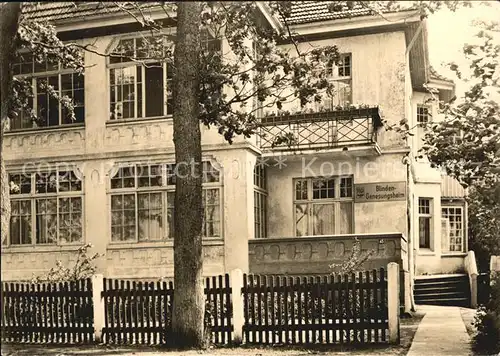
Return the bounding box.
[387,263,400,344]
[92,274,105,343]
[230,268,244,344]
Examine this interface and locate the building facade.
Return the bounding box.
[1,2,466,290]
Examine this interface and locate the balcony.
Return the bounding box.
[257,107,383,157]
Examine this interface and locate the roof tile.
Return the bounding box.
[283,1,374,25]
[21,1,376,25]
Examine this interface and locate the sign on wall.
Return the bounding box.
[354,182,406,202]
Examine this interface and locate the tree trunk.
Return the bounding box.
[0,3,22,244]
[171,1,204,348]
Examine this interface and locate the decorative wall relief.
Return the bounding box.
[104,123,170,150]
[104,245,224,278]
[4,130,85,157]
[0,250,80,281]
[249,234,405,275]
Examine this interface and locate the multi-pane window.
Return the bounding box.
[108,33,220,120]
[254,164,267,239]
[294,177,353,237]
[442,206,464,253]
[417,105,430,124]
[418,198,432,249]
[109,161,222,242]
[10,53,85,130]
[6,170,83,246]
[322,53,352,108]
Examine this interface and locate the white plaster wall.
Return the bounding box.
[276,31,407,150]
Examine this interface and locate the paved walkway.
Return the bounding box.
[407,305,473,356]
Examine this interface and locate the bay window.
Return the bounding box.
[109,161,222,242]
[6,170,83,246]
[294,176,353,236]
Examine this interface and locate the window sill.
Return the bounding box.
[107,239,224,250]
[418,249,435,256]
[441,253,467,258]
[106,116,172,126]
[4,123,85,135]
[1,244,84,254]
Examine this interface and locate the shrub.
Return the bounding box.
[473,272,500,354]
[31,243,101,283]
[329,237,378,274]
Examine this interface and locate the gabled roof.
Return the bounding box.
[21,1,380,25]
[22,1,451,96]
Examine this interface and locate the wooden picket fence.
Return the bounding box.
[242,268,388,345]
[1,279,94,344]
[102,279,174,345]
[1,267,397,346]
[101,274,233,345]
[204,274,233,344]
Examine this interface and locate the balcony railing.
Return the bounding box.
[257,107,383,152]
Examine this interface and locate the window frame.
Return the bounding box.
[108,60,171,121]
[107,32,174,121]
[416,104,430,125]
[107,160,224,244]
[441,205,465,253]
[106,30,221,122]
[6,168,85,247]
[10,52,85,131]
[418,197,433,250]
[292,176,354,237]
[322,53,352,109]
[254,164,267,239]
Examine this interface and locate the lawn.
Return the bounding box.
[1,313,425,356]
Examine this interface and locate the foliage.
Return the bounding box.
[468,185,500,272]
[473,272,500,354]
[31,243,101,283]
[417,20,500,270]
[420,21,500,189]
[8,18,84,127]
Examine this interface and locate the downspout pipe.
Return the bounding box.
[405,17,425,313]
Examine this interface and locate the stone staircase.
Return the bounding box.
[414,274,470,307]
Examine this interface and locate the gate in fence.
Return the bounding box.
[1,263,399,346]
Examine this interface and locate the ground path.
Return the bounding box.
[407,305,473,356]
